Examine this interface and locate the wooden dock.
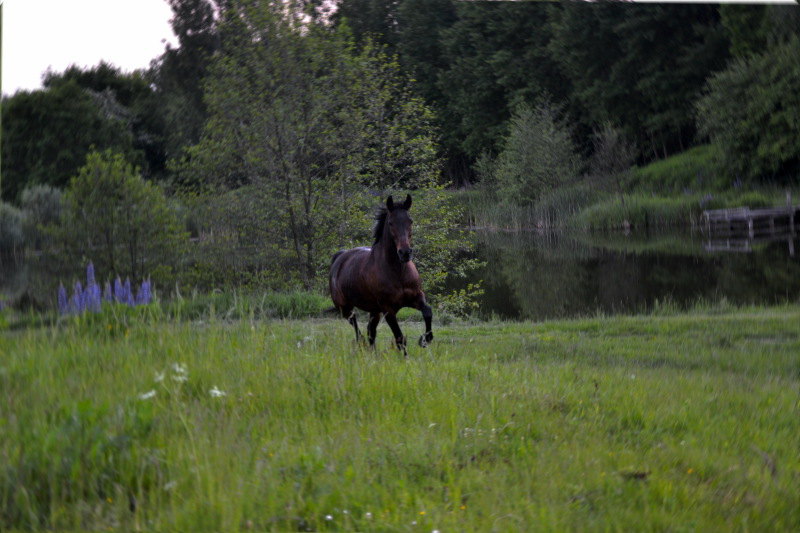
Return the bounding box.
[702,205,798,239]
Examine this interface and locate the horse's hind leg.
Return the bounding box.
[341,306,362,343]
[367,312,382,347]
[384,312,408,358]
[349,313,363,343]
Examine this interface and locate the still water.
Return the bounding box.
[462,229,800,321]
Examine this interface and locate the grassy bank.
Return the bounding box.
[2,305,799,530]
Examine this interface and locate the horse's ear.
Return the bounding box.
[404,194,412,210]
[386,195,394,210]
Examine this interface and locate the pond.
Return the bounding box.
[461,229,800,321]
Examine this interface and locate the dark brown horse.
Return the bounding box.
[329,194,433,356]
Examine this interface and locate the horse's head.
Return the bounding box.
[386,194,414,263]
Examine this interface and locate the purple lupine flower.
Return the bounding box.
[124,278,134,306]
[58,283,69,315]
[136,278,152,305]
[142,278,152,305]
[114,277,124,303]
[86,262,96,286]
[103,281,113,302]
[88,282,102,312]
[72,281,84,314]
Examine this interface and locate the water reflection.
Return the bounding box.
[468,229,800,320]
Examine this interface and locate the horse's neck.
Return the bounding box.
[372,231,401,269]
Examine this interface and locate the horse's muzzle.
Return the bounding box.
[397,247,413,262]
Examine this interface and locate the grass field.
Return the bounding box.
[2,304,799,531]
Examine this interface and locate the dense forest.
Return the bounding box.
[2,0,799,303]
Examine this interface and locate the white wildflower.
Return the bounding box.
[139,389,156,400]
[154,371,165,383]
[325,515,333,521]
[210,386,226,398]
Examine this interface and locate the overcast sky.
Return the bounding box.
[2,0,178,95]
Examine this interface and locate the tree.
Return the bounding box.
[437,2,567,160]
[492,100,581,207]
[44,62,168,179]
[696,38,800,184]
[56,150,186,281]
[150,0,221,162]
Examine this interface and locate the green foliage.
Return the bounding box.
[1,81,137,201]
[2,307,800,529]
[697,38,800,184]
[19,185,63,251]
[490,100,581,207]
[549,4,729,160]
[151,0,220,160]
[436,2,566,158]
[0,202,25,254]
[55,150,187,282]
[720,5,800,58]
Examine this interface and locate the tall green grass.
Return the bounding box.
[2,305,799,530]
[458,184,599,230]
[576,194,702,231]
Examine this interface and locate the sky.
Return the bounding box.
[2,0,178,95]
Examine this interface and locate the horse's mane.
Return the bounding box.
[373,206,388,244]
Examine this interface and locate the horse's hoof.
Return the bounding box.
[418,332,433,347]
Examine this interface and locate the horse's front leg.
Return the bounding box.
[415,294,434,348]
[384,312,408,358]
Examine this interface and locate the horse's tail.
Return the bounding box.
[328,251,346,315]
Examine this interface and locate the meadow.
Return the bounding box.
[2,303,799,531]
